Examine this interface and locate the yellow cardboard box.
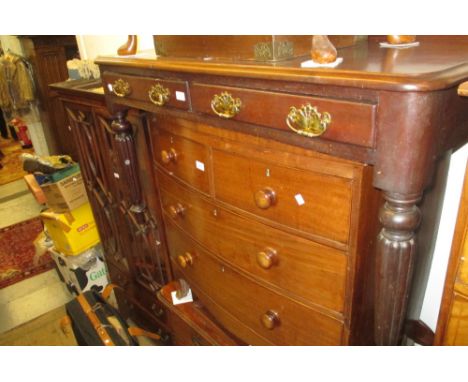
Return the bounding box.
[40,202,100,256]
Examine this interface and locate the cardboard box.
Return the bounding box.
[40,202,100,256]
[40,165,88,213]
[50,245,109,294]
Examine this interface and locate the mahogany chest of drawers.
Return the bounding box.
[88,36,468,345]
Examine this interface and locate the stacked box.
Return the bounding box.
[39,164,88,213]
[40,202,100,256]
[50,244,109,294]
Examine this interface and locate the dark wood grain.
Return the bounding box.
[102,72,190,110]
[158,169,348,314]
[211,148,353,244]
[95,36,468,345]
[151,127,211,195]
[191,83,377,148]
[164,220,345,346]
[375,192,422,345]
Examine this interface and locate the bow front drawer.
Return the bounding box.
[165,221,344,346]
[190,83,376,148]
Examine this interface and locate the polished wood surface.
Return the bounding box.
[158,169,348,313]
[158,281,238,345]
[152,127,211,194]
[96,36,468,345]
[97,36,468,92]
[102,72,190,110]
[190,83,376,148]
[212,148,353,244]
[165,220,345,346]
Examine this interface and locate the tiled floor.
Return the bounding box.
[0,269,73,334]
[0,179,44,229]
[0,178,74,341]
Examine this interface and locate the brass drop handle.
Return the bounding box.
[112,79,131,97]
[148,83,170,106]
[177,252,195,268]
[261,310,280,330]
[211,91,242,119]
[168,203,185,219]
[256,247,278,270]
[254,187,276,209]
[458,81,468,97]
[161,148,177,164]
[286,103,331,138]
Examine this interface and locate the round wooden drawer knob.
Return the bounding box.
[161,148,177,164]
[261,310,280,330]
[177,252,194,268]
[168,203,185,219]
[254,188,276,209]
[256,247,278,269]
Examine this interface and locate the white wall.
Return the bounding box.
[419,143,468,330]
[76,35,154,61]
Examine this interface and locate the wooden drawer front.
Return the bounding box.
[165,221,344,345]
[212,149,352,244]
[191,83,376,148]
[102,72,190,110]
[166,309,211,345]
[158,170,347,313]
[152,128,211,194]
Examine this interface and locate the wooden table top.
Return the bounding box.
[96,36,468,92]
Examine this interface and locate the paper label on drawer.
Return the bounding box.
[113,172,120,179]
[195,160,205,172]
[171,289,193,305]
[295,193,305,206]
[175,91,186,102]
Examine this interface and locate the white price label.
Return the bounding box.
[171,289,193,305]
[107,83,113,91]
[175,91,186,102]
[195,160,205,172]
[295,193,305,206]
[113,172,120,179]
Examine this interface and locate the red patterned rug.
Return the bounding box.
[0,217,54,289]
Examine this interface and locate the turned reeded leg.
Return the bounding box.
[375,192,422,345]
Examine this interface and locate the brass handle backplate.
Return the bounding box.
[261,310,280,330]
[211,92,242,119]
[149,83,170,106]
[112,79,131,97]
[458,81,468,97]
[286,103,331,137]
